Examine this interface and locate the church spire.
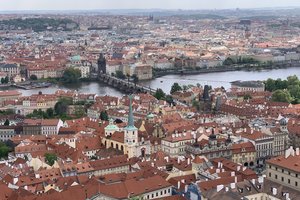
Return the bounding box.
[128,95,134,127]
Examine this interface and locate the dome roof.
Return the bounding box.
[279,118,288,126]
[104,119,119,131]
[147,113,155,119]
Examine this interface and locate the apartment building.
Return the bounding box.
[266,147,300,191]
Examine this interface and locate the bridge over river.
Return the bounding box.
[96,73,156,95]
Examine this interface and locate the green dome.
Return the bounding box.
[147,113,155,119]
[105,119,119,131]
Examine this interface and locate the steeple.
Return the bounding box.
[124,95,138,145]
[127,95,135,128]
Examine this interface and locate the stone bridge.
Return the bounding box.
[97,73,156,94]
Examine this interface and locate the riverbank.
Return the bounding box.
[152,61,299,78]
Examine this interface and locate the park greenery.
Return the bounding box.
[153,88,174,105]
[0,18,79,32]
[1,76,9,84]
[265,75,300,104]
[0,142,11,159]
[45,153,57,166]
[61,68,82,84]
[30,74,38,81]
[26,98,87,121]
[170,82,182,94]
[4,119,10,126]
[0,109,14,116]
[223,57,259,66]
[100,111,109,121]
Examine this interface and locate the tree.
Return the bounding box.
[288,85,300,99]
[100,111,109,121]
[4,119,10,126]
[30,74,38,80]
[154,88,166,100]
[46,108,54,118]
[0,142,10,159]
[4,76,9,84]
[170,83,182,94]
[54,101,69,116]
[74,106,85,118]
[265,78,276,92]
[287,75,300,86]
[165,95,175,106]
[115,70,126,79]
[243,94,252,100]
[61,68,81,83]
[223,57,235,65]
[45,153,57,166]
[132,74,139,87]
[272,90,292,103]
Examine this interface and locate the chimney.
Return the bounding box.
[237,166,241,171]
[296,148,300,156]
[177,157,180,164]
[181,179,185,184]
[187,158,191,165]
[185,185,188,193]
[243,167,247,171]
[225,187,229,192]
[231,171,235,177]
[258,176,264,183]
[177,181,181,189]
[13,178,18,185]
[235,176,238,183]
[251,179,256,185]
[230,182,236,189]
[164,156,169,163]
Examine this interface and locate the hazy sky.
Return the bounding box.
[2,0,300,10]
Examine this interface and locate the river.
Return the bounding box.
[4,67,300,96]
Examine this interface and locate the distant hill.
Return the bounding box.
[0,17,79,32]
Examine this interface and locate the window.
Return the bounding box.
[269,172,271,177]
[288,179,290,184]
[296,182,298,187]
[275,175,277,179]
[282,177,284,182]
[282,169,284,173]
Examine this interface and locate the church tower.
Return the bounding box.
[124,95,138,146]
[97,53,106,74]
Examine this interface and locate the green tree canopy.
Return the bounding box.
[100,111,109,121]
[4,119,10,126]
[46,108,54,118]
[30,74,38,80]
[132,74,139,86]
[54,101,69,116]
[115,70,126,79]
[154,88,166,100]
[45,153,57,166]
[61,68,81,83]
[272,90,293,103]
[170,82,182,94]
[0,142,10,159]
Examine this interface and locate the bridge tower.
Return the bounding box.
[97,53,106,74]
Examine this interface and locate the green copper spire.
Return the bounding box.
[125,95,137,131]
[128,95,134,127]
